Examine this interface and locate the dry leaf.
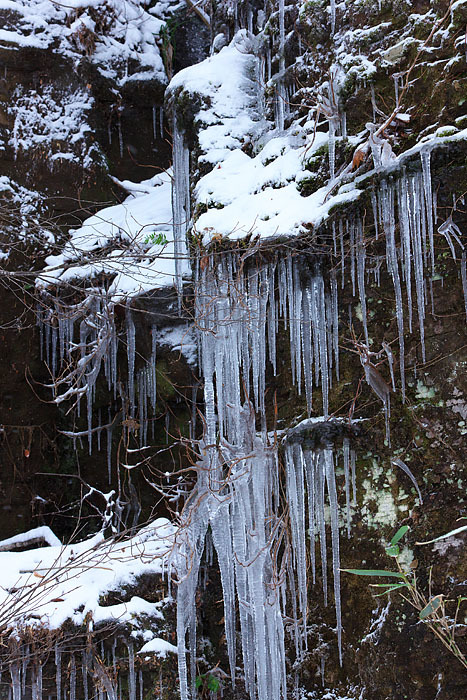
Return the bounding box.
[352,147,367,170]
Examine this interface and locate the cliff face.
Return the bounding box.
[0,2,466,700]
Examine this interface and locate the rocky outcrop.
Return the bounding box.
[0,2,466,700]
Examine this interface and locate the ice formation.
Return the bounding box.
[171,250,358,700]
[167,54,467,695]
[22,11,467,700]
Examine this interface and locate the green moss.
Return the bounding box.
[155,359,176,401]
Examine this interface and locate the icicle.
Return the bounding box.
[302,279,314,415]
[461,251,467,321]
[21,645,29,697]
[341,110,347,140]
[331,272,339,381]
[172,116,190,299]
[82,652,89,700]
[328,117,338,181]
[382,179,406,400]
[343,438,351,538]
[152,105,157,140]
[315,452,328,605]
[118,118,123,158]
[55,643,61,700]
[371,189,379,240]
[127,643,136,700]
[159,107,164,139]
[420,147,435,273]
[330,0,336,34]
[356,220,369,345]
[398,174,413,333]
[275,0,286,132]
[409,174,426,362]
[324,449,342,664]
[285,444,307,640]
[106,423,113,484]
[351,449,357,504]
[126,307,136,414]
[32,665,39,700]
[38,665,42,700]
[70,654,76,700]
[211,505,237,685]
[339,220,345,288]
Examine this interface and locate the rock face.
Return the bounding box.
[0,2,467,700]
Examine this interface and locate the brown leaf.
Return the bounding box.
[352,146,367,170]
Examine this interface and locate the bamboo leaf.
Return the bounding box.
[416,525,467,545]
[419,595,443,619]
[390,525,409,546]
[341,569,406,578]
[373,584,409,597]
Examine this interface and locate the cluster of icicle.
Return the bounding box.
[171,252,355,700]
[332,149,467,439]
[284,431,356,668]
[36,289,158,480]
[170,134,467,696]
[7,641,144,700]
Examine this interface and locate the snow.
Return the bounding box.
[0,0,172,86]
[158,325,197,366]
[9,85,94,163]
[193,125,360,243]
[0,518,174,632]
[167,31,263,166]
[0,526,62,551]
[138,637,178,656]
[0,28,46,47]
[196,171,361,243]
[37,170,191,300]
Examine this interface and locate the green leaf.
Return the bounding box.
[385,544,400,557]
[341,569,406,578]
[207,676,220,692]
[373,583,409,597]
[390,525,409,546]
[144,232,168,246]
[416,524,467,545]
[419,595,443,619]
[195,676,203,689]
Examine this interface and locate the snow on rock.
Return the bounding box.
[167,30,264,166]
[37,170,191,300]
[0,0,173,86]
[194,129,360,242]
[0,518,175,631]
[138,637,178,656]
[157,324,197,367]
[9,84,96,166]
[0,525,62,551]
[168,31,365,244]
